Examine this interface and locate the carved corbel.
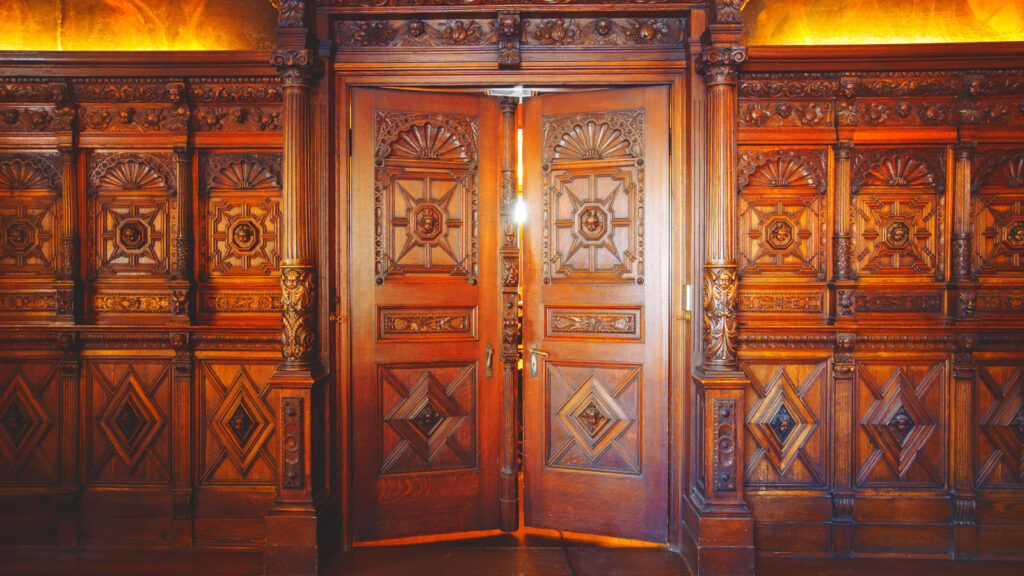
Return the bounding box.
[271,48,318,88]
[714,0,745,25]
[837,77,860,126]
[497,12,522,69]
[276,0,307,28]
[49,81,76,131]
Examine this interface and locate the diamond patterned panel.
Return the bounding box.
[98,370,165,470]
[746,365,819,478]
[547,362,641,475]
[858,363,944,486]
[210,369,274,476]
[978,365,1024,485]
[380,363,476,474]
[0,370,52,472]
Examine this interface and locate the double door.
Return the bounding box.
[350,86,670,543]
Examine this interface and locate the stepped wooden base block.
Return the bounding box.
[266,505,320,576]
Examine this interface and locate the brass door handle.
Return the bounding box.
[529,343,549,377]
[330,313,346,324]
[485,343,493,378]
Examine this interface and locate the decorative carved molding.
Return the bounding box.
[976,291,1024,313]
[703,266,738,367]
[834,235,853,281]
[281,397,304,489]
[201,293,282,314]
[0,292,57,312]
[545,307,641,340]
[379,307,475,339]
[738,291,824,314]
[93,294,171,314]
[501,292,518,360]
[737,333,835,349]
[853,292,943,314]
[188,78,283,104]
[713,398,737,492]
[281,265,316,366]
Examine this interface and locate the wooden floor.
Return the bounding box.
[3,545,1024,576]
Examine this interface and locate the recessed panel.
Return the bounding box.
[377,306,478,341]
[544,305,642,341]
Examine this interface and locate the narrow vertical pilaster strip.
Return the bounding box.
[953,143,976,281]
[833,142,854,281]
[57,332,79,547]
[497,96,519,531]
[57,146,79,321]
[170,332,194,547]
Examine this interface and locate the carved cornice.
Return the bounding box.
[700,45,747,87]
[737,333,835,350]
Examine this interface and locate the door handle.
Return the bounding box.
[485,343,493,378]
[529,343,549,377]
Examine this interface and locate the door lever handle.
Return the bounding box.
[529,343,549,377]
[485,343,493,378]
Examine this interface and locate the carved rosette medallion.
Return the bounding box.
[765,218,794,251]
[884,221,912,249]
[700,46,747,87]
[1006,221,1024,249]
[703,266,738,368]
[280,265,316,367]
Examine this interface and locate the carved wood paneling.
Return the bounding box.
[199,362,277,485]
[545,362,641,475]
[856,361,946,488]
[0,154,61,277]
[738,149,827,280]
[88,152,176,278]
[85,359,171,484]
[743,360,828,487]
[378,362,476,474]
[0,362,58,484]
[542,109,644,284]
[976,363,1024,488]
[374,111,479,283]
[377,306,477,341]
[544,306,642,341]
[852,150,946,280]
[972,149,1024,276]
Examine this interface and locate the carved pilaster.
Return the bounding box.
[497,12,521,69]
[171,146,194,323]
[170,332,194,547]
[57,332,79,547]
[953,142,976,281]
[952,333,977,559]
[832,332,856,555]
[497,96,519,531]
[833,142,854,282]
[57,146,80,322]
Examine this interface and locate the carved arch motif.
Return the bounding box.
[202,154,282,192]
[852,149,946,193]
[542,109,643,164]
[89,152,175,194]
[0,155,60,192]
[375,111,478,162]
[737,149,827,193]
[973,149,1024,192]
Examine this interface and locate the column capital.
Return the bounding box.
[271,48,318,88]
[700,45,747,87]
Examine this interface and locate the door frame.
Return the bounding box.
[325,28,704,551]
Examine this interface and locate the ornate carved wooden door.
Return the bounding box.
[521,86,670,542]
[350,88,502,541]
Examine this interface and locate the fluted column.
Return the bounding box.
[266,5,325,574]
[953,143,977,319]
[498,97,520,532]
[690,25,754,576]
[700,43,745,372]
[273,47,318,370]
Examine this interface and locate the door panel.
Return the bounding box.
[522,86,669,542]
[351,88,501,541]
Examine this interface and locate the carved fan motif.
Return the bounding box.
[553,121,631,161]
[96,160,168,191]
[389,123,469,161]
[862,156,935,188]
[209,159,279,190]
[746,158,818,188]
[984,156,1024,188]
[0,159,57,191]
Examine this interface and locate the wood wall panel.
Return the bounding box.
[0,361,59,484]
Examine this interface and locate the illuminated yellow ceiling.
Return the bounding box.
[0,0,277,51]
[743,0,1024,45]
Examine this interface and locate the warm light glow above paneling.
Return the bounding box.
[743,0,1024,45]
[0,0,277,51]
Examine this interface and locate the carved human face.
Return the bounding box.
[594,19,612,36]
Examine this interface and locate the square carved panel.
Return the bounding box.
[200,153,283,279]
[0,362,58,484]
[852,150,946,280]
[971,150,1024,276]
[976,363,1024,488]
[738,149,828,280]
[0,154,61,277]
